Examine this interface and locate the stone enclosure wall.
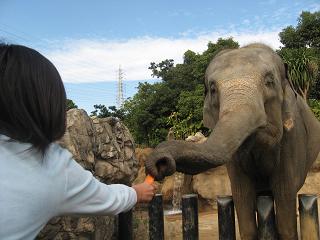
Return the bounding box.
[37,109,138,240]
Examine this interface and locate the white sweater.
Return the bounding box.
[0,135,137,240]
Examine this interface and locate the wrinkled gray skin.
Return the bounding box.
[145,43,320,240]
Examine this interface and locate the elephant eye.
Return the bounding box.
[210,83,216,94]
[265,74,275,87]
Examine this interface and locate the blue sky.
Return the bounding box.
[0,0,319,113]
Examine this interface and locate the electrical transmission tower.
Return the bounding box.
[117,65,124,108]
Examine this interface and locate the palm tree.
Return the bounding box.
[280,48,318,101]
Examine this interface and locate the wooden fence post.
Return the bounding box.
[299,194,320,240]
[148,194,164,240]
[118,210,133,240]
[182,194,199,240]
[217,195,236,240]
[257,195,278,239]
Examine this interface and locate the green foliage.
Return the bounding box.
[167,112,204,140]
[278,48,319,100]
[124,38,239,146]
[278,11,320,100]
[280,11,320,48]
[308,99,320,120]
[177,84,205,121]
[149,59,174,79]
[122,82,176,146]
[91,104,125,119]
[279,26,304,48]
[66,99,78,110]
[298,11,320,48]
[168,84,209,140]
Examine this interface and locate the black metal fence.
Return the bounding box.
[120,193,319,240]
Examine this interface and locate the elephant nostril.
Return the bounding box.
[156,157,176,176]
[156,158,169,170]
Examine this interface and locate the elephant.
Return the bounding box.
[145,43,320,240]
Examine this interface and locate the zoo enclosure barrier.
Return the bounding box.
[118,193,320,240]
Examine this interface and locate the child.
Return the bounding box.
[0,44,156,239]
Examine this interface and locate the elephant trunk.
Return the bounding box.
[203,104,266,162]
[205,80,267,161]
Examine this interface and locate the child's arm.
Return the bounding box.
[58,157,139,216]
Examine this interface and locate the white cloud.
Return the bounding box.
[307,3,320,12]
[44,30,282,83]
[242,19,251,25]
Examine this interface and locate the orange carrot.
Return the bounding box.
[144,174,155,184]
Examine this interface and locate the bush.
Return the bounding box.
[308,99,320,120]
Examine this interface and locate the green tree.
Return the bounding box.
[279,48,318,100]
[149,59,174,79]
[91,104,125,119]
[309,99,320,120]
[177,84,205,121]
[66,99,78,110]
[123,82,176,146]
[168,85,207,140]
[124,38,239,146]
[280,11,320,48]
[279,11,320,100]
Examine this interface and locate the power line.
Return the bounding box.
[0,24,109,72]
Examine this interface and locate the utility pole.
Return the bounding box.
[117,65,124,108]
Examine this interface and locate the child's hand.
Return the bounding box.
[132,182,157,203]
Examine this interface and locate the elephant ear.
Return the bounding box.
[282,64,297,132]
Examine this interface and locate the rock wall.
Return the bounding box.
[37,109,138,240]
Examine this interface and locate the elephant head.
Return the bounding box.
[145,43,295,180]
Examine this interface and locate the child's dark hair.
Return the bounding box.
[0,44,66,153]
